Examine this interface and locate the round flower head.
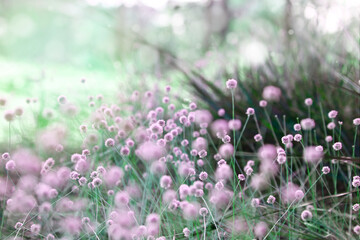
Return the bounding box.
[160,175,172,189]
[189,102,197,110]
[0,97,6,106]
[353,204,360,212]
[215,164,233,181]
[300,118,315,130]
[258,144,277,162]
[327,122,335,130]
[92,177,102,187]
[354,225,360,235]
[105,138,115,147]
[114,191,130,206]
[199,171,208,181]
[199,207,208,217]
[294,134,302,142]
[228,119,241,131]
[315,145,323,152]
[251,198,260,207]
[183,227,190,237]
[2,152,10,160]
[222,135,231,143]
[5,160,16,171]
[165,85,171,92]
[78,177,87,186]
[218,143,234,159]
[262,85,281,102]
[295,190,304,200]
[254,222,268,239]
[267,195,276,204]
[14,222,23,229]
[328,110,338,119]
[198,149,207,158]
[238,174,245,181]
[281,136,290,144]
[353,118,360,126]
[304,98,313,106]
[254,134,262,142]
[301,210,313,221]
[218,108,225,116]
[4,110,15,122]
[276,154,286,165]
[322,166,330,175]
[30,224,41,235]
[57,95,67,104]
[325,136,333,142]
[14,107,23,116]
[46,234,55,240]
[353,176,360,188]
[303,146,323,163]
[332,142,342,151]
[226,79,237,89]
[259,100,267,107]
[294,123,301,131]
[246,108,255,115]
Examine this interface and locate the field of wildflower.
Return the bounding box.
[0,0,359,240]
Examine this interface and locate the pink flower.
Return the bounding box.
[195,109,213,125]
[294,134,302,142]
[60,217,82,235]
[1,152,10,160]
[294,123,301,131]
[327,122,336,130]
[295,190,304,200]
[303,146,323,163]
[353,204,360,212]
[304,98,313,106]
[259,100,268,107]
[218,143,234,159]
[5,160,16,171]
[183,227,190,237]
[325,136,333,142]
[57,95,67,104]
[105,138,115,147]
[251,198,260,207]
[354,225,360,235]
[277,154,286,164]
[322,166,330,175]
[246,108,255,115]
[199,171,208,181]
[301,210,312,221]
[4,110,14,122]
[136,141,166,162]
[332,142,342,151]
[267,195,276,204]
[258,144,277,162]
[160,175,172,189]
[353,118,360,126]
[199,207,208,216]
[228,119,241,131]
[226,79,237,89]
[215,164,233,181]
[300,118,315,130]
[254,222,268,239]
[328,110,338,119]
[218,108,225,116]
[254,134,262,142]
[262,86,281,102]
[238,174,245,181]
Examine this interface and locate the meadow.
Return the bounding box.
[0,0,359,239]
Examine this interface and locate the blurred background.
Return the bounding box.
[0,0,359,146]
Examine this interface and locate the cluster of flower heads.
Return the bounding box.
[0,79,359,239]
